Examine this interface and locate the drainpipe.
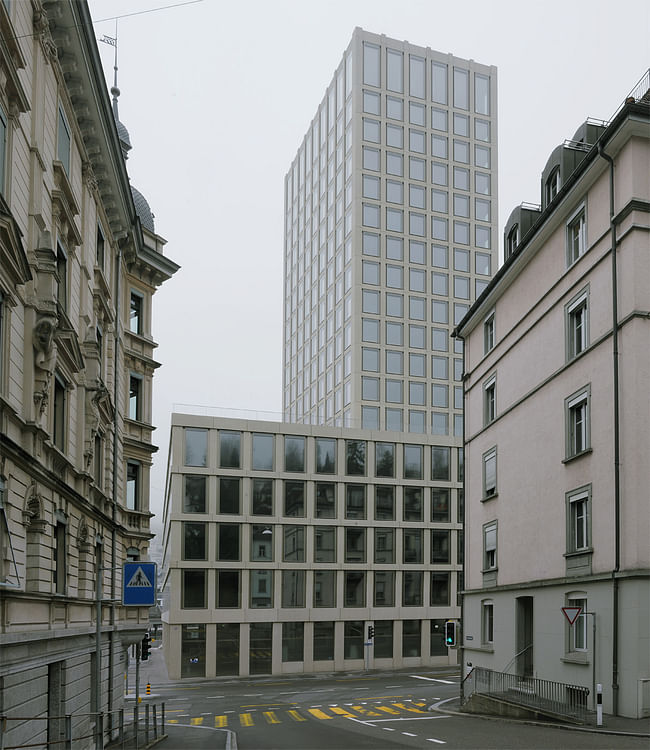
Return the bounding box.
[456,333,466,704]
[108,246,122,727]
[597,143,620,716]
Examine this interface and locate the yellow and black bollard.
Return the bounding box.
[146,682,151,695]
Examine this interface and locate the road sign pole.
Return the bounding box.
[135,643,140,743]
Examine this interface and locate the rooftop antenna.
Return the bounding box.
[99,21,120,119]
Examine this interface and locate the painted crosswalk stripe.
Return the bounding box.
[352,705,381,717]
[376,705,400,715]
[288,710,306,722]
[167,719,178,724]
[240,713,253,727]
[330,706,356,717]
[190,717,203,726]
[393,702,428,714]
[263,711,280,724]
[308,708,333,720]
[426,739,446,744]
[214,716,227,728]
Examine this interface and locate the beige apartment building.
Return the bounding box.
[161,414,463,678]
[0,2,177,747]
[455,75,650,718]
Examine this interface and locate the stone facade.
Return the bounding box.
[0,1,177,747]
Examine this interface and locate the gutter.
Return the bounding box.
[597,143,620,716]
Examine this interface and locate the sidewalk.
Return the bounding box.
[434,696,650,737]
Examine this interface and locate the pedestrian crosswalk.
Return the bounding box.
[166,700,431,729]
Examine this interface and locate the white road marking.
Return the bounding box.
[243,693,262,696]
[383,727,395,731]
[403,732,417,736]
[426,739,446,745]
[206,695,224,699]
[410,675,456,684]
[367,716,450,723]
[386,685,402,688]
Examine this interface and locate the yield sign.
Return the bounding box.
[562,606,582,625]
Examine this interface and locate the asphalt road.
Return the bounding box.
[144,670,648,749]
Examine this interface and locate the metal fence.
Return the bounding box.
[0,703,165,750]
[462,666,589,723]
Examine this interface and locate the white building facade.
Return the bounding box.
[283,28,497,437]
[162,414,463,678]
[455,76,650,718]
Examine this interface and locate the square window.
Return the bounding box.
[475,118,490,141]
[386,151,403,176]
[476,252,491,276]
[409,101,425,125]
[386,292,404,317]
[376,443,395,478]
[409,268,425,292]
[432,383,448,408]
[453,139,469,163]
[362,261,380,285]
[432,355,448,379]
[453,167,469,191]
[362,289,380,313]
[454,303,468,325]
[386,123,404,148]
[432,328,448,351]
[410,353,426,377]
[432,217,448,241]
[363,118,380,143]
[386,264,403,288]
[385,407,403,432]
[454,221,470,246]
[409,296,425,320]
[362,317,380,342]
[409,324,425,349]
[454,193,470,217]
[409,240,426,264]
[409,129,425,153]
[432,299,448,323]
[484,377,496,425]
[453,112,469,136]
[362,347,379,372]
[409,212,425,236]
[432,162,448,186]
[363,231,380,256]
[386,207,404,232]
[432,189,448,213]
[454,248,469,272]
[432,245,448,269]
[454,275,470,299]
[386,378,403,403]
[362,174,380,199]
[476,172,491,195]
[431,107,447,131]
[476,198,491,222]
[476,225,491,249]
[386,349,404,376]
[386,235,404,260]
[431,446,450,480]
[346,484,366,518]
[362,202,380,228]
[409,381,425,405]
[386,179,404,204]
[362,376,379,401]
[362,146,380,171]
[432,134,447,158]
[431,412,448,435]
[387,95,403,120]
[409,156,425,181]
[386,322,404,347]
[363,89,381,115]
[475,144,491,168]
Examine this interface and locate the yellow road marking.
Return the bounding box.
[288,710,306,722]
[352,705,381,717]
[168,719,178,724]
[414,701,427,707]
[308,708,333,720]
[393,702,428,714]
[263,711,280,724]
[376,705,401,715]
[240,713,254,727]
[330,706,356,717]
[190,717,203,725]
[214,716,227,728]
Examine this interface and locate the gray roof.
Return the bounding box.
[131,186,155,232]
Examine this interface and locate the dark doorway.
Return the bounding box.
[515,596,534,677]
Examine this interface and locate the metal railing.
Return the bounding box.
[462,666,589,723]
[0,703,165,750]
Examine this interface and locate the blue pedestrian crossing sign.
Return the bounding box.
[122,562,157,606]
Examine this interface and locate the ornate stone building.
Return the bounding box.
[0,1,178,746]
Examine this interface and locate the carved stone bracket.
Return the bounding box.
[23,483,46,533]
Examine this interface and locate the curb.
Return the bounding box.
[429,702,650,738]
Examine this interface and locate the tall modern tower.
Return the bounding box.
[283,28,497,437]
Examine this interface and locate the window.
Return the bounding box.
[283,526,305,562]
[481,601,494,644]
[375,487,395,522]
[252,433,274,470]
[344,571,366,607]
[217,523,240,561]
[362,117,380,143]
[54,516,67,594]
[483,448,497,499]
[387,49,403,92]
[182,570,206,609]
[483,521,497,571]
[374,620,394,658]
[314,621,335,660]
[403,444,423,479]
[453,67,469,109]
[345,528,366,563]
[431,530,450,563]
[386,95,403,120]
[284,480,305,517]
[250,570,273,608]
[346,440,366,475]
[53,374,66,450]
[219,477,240,514]
[567,206,587,265]
[386,236,404,260]
[567,486,591,553]
[126,461,140,510]
[546,167,560,205]
[403,529,423,564]
[431,62,447,103]
[252,478,273,515]
[566,288,589,360]
[386,123,403,148]
[183,521,206,560]
[56,242,67,311]
[484,312,495,353]
[506,224,519,258]
[282,570,305,608]
[484,376,496,425]
[314,526,336,562]
[282,622,304,661]
[362,231,379,256]
[284,435,305,472]
[129,374,142,421]
[402,620,421,657]
[566,386,590,458]
[346,484,365,519]
[344,621,364,658]
[363,146,380,171]
[475,73,490,114]
[314,570,336,608]
[363,42,380,87]
[567,595,588,651]
[184,475,206,513]
[312,439,335,475]
[57,106,71,174]
[185,428,208,467]
[431,488,450,522]
[96,225,105,270]
[431,572,450,606]
[403,487,423,521]
[129,292,142,334]
[316,482,336,518]
[217,570,240,607]
[431,446,450,481]
[219,430,240,468]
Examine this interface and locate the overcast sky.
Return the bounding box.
[88,0,649,520]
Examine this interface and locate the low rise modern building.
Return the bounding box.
[455,73,649,718]
[0,1,177,747]
[161,414,463,678]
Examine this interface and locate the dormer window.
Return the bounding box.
[506,224,519,259]
[546,167,560,205]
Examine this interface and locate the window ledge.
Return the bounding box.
[562,448,593,465]
[564,548,593,559]
[561,654,590,665]
[482,567,498,574]
[481,492,498,502]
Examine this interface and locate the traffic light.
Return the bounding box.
[367,625,375,640]
[141,632,151,661]
[444,621,457,648]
